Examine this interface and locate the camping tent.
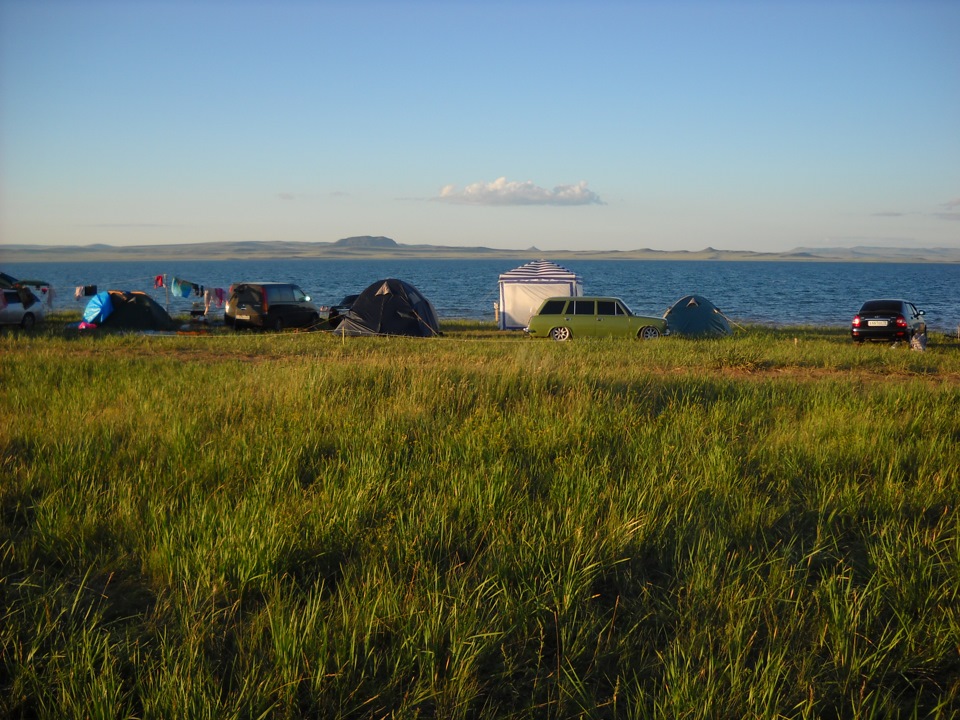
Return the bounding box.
[335,278,440,337]
[82,291,177,331]
[497,260,583,330]
[664,295,731,336]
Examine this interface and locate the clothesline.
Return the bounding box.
[169,276,227,313]
[66,274,224,298]
[16,272,228,314]
[69,274,161,295]
[72,276,166,301]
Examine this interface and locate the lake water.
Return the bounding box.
[4,258,959,332]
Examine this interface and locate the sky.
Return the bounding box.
[1,0,958,253]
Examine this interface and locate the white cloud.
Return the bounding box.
[436,177,603,206]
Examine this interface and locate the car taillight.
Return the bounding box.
[852,315,861,327]
[895,315,908,328]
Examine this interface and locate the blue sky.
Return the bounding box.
[2,0,958,252]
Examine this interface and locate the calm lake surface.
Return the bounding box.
[5,258,959,332]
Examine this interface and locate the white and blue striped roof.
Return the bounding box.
[498,260,582,283]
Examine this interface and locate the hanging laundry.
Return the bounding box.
[203,289,225,312]
[44,286,56,307]
[75,285,97,300]
[171,277,196,298]
[154,275,165,289]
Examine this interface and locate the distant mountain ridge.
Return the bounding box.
[2,237,959,263]
[789,246,960,262]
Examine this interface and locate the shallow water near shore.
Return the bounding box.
[5,258,959,332]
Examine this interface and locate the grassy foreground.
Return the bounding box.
[2,320,959,719]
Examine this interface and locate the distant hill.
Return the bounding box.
[332,236,398,249]
[2,238,958,263]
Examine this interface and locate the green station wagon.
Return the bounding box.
[524,296,669,341]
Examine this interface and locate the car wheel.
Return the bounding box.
[20,313,35,330]
[308,313,319,329]
[549,326,571,341]
[638,326,660,340]
[271,316,284,332]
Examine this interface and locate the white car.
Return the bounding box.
[1,288,45,329]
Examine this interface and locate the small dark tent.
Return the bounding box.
[664,295,731,336]
[82,291,177,331]
[335,278,440,337]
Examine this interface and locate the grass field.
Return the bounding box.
[2,318,959,718]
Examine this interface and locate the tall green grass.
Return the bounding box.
[2,323,959,717]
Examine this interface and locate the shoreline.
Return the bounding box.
[3,242,960,264]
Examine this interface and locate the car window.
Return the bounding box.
[266,286,296,303]
[597,300,617,316]
[615,301,631,316]
[538,300,567,315]
[860,300,900,313]
[292,287,307,302]
[237,286,260,305]
[3,291,18,306]
[571,300,595,315]
[12,290,39,308]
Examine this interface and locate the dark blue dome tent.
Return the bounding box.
[335,278,440,337]
[663,295,732,337]
[81,290,177,331]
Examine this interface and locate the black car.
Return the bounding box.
[224,282,320,331]
[851,299,926,343]
[325,294,358,328]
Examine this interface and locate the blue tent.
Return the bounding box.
[663,295,732,336]
[80,290,177,330]
[83,291,114,324]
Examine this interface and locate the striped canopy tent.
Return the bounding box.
[497,260,583,330]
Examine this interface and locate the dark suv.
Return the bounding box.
[851,299,926,343]
[224,282,320,331]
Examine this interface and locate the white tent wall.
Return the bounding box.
[497,261,583,330]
